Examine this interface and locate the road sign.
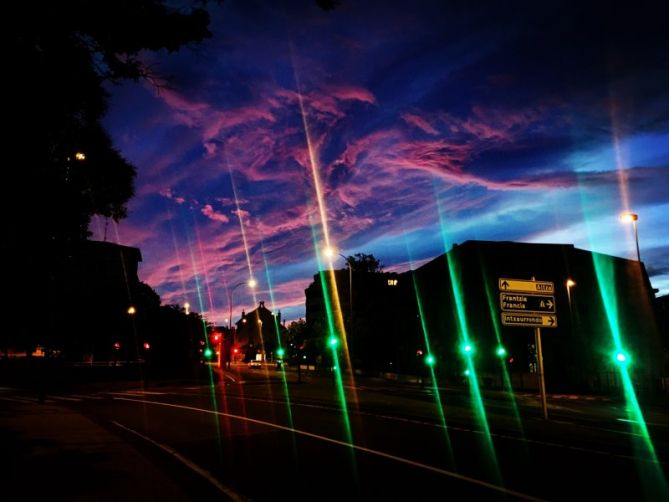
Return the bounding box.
[500,293,555,313]
[501,312,558,328]
[499,278,554,294]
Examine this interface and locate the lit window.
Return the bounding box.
[387,279,398,286]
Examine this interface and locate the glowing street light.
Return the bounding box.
[619,212,641,262]
[323,246,353,319]
[566,278,576,313]
[127,306,136,315]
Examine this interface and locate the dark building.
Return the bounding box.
[10,240,147,362]
[654,294,669,390]
[235,301,287,361]
[305,268,404,371]
[305,240,663,394]
[61,240,145,361]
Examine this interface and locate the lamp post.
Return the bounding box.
[323,246,353,320]
[566,279,576,314]
[228,279,257,353]
[619,212,641,262]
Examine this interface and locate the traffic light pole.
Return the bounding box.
[534,326,548,420]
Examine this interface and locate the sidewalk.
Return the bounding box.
[0,398,195,501]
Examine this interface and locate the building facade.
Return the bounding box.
[235,301,287,361]
[305,241,663,394]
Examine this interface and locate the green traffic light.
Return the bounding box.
[461,343,474,355]
[496,346,507,357]
[328,336,338,347]
[613,351,630,365]
[425,354,436,366]
[276,348,285,358]
[203,347,213,359]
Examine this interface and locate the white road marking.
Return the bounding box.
[108,391,168,397]
[144,392,668,466]
[115,397,544,501]
[112,420,248,502]
[50,395,82,402]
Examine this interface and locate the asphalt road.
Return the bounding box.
[3,365,668,501]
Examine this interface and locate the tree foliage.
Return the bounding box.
[6,1,211,249]
[4,1,211,332]
[346,253,384,273]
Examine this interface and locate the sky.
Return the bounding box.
[93,0,669,324]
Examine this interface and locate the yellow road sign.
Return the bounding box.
[499,278,554,294]
[501,312,558,328]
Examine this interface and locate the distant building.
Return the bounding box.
[63,240,144,361]
[235,301,287,361]
[305,240,663,394]
[654,294,669,389]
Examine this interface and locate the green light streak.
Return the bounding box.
[410,271,455,466]
[480,264,528,452]
[261,250,296,443]
[588,252,668,498]
[433,180,501,484]
[310,227,356,469]
[185,235,223,455]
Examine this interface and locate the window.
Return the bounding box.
[387,279,398,286]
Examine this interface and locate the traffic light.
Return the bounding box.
[495,345,507,357]
[425,354,436,367]
[203,347,214,360]
[613,350,630,366]
[276,348,285,358]
[328,336,338,348]
[461,343,474,356]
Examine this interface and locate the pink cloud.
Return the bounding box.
[325,85,376,104]
[401,112,439,135]
[157,88,209,114]
[160,188,186,204]
[201,204,230,223]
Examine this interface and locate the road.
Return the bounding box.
[2,364,668,501]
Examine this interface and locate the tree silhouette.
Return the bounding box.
[4,1,211,349]
[346,253,384,273]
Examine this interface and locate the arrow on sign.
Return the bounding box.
[546,299,553,309]
[548,316,556,326]
[501,280,509,290]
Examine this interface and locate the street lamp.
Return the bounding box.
[228,279,257,350]
[566,278,576,313]
[619,212,641,262]
[323,246,353,319]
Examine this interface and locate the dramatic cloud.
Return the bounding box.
[101,1,669,320]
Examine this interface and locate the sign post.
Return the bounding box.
[499,276,556,420]
[534,326,548,420]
